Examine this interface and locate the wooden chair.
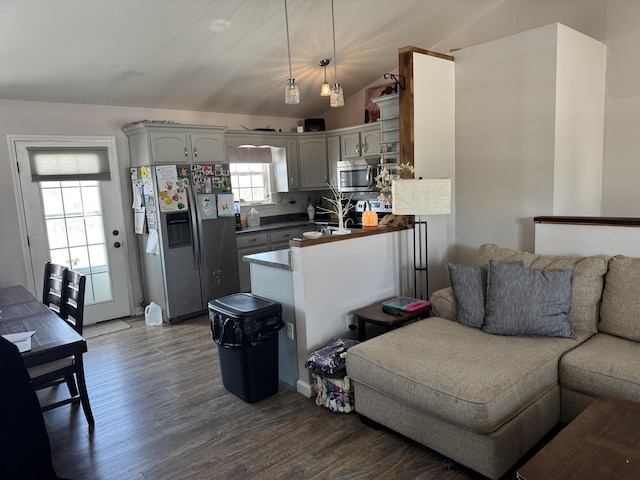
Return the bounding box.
[42,261,66,317]
[29,267,95,426]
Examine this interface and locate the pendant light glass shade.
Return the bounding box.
[320,59,331,96]
[330,84,344,107]
[285,78,300,104]
[329,0,343,108]
[283,0,300,104]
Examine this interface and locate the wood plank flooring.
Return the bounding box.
[40,315,524,479]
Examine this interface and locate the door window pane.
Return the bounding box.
[40,181,112,305]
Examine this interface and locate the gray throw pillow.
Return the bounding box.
[483,260,575,338]
[445,263,487,328]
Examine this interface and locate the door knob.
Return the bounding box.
[113,230,119,236]
[114,242,121,248]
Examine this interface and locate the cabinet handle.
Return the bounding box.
[290,177,294,186]
[362,143,367,153]
[194,148,198,158]
[250,238,257,242]
[184,147,188,157]
[355,145,360,154]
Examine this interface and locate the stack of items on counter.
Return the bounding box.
[305,337,359,413]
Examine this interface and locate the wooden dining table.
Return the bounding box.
[0,284,87,368]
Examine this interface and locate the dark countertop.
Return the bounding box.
[236,219,318,235]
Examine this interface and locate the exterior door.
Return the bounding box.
[11,136,131,324]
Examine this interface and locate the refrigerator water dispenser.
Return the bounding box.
[166,211,192,248]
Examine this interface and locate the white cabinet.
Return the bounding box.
[298,135,328,190]
[341,125,380,159]
[373,94,399,165]
[124,123,227,166]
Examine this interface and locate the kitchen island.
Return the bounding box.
[244,225,411,397]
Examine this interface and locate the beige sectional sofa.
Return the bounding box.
[346,244,640,479]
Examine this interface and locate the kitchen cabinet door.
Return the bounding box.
[286,137,300,191]
[150,131,191,164]
[191,133,225,163]
[298,136,328,190]
[360,128,380,157]
[341,132,361,159]
[326,134,340,186]
[341,126,381,160]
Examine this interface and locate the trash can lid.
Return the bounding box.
[209,293,281,316]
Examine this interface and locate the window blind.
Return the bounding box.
[27,146,111,182]
[227,145,278,164]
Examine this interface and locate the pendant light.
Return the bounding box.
[320,58,331,96]
[329,0,344,108]
[284,0,300,104]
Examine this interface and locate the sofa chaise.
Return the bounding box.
[346,243,640,479]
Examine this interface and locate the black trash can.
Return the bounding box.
[209,293,283,403]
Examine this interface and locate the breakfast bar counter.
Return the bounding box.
[245,223,412,397]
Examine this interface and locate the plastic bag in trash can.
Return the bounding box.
[210,312,284,348]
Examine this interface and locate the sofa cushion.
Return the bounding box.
[483,260,574,338]
[476,244,608,334]
[445,263,487,328]
[560,333,640,400]
[429,287,457,321]
[599,255,640,342]
[346,317,588,434]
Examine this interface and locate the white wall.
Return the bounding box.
[413,53,456,295]
[554,24,606,215]
[0,99,301,314]
[453,24,605,264]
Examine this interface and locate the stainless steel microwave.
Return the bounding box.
[336,158,379,192]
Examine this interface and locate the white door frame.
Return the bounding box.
[8,134,134,319]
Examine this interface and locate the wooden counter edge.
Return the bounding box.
[534,216,640,227]
[289,225,411,248]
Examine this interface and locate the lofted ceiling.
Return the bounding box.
[0,0,609,119]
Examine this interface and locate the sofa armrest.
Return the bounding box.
[430,287,457,321]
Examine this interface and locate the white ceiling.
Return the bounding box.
[0,0,608,119]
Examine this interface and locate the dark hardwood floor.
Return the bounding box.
[39,315,489,479]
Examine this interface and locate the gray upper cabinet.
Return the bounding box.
[341,125,380,159]
[123,123,227,166]
[285,137,300,191]
[326,133,340,187]
[191,133,226,163]
[298,135,328,190]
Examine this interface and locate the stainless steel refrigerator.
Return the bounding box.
[131,164,240,323]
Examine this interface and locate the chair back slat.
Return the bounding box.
[62,269,86,335]
[42,262,66,317]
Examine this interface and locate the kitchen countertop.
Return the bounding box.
[290,224,410,247]
[235,219,319,235]
[242,249,292,270]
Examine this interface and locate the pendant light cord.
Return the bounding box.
[331,0,338,84]
[285,0,293,80]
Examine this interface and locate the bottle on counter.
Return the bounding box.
[234,201,242,231]
[247,207,260,227]
[307,198,315,221]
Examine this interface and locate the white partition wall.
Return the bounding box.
[453,24,606,263]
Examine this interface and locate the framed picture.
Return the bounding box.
[365,83,397,123]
